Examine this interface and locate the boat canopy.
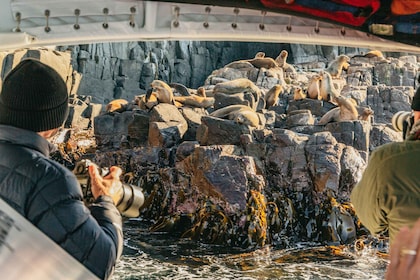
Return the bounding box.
[0,0,419,53]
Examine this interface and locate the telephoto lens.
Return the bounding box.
[392,111,412,132]
[73,159,145,218]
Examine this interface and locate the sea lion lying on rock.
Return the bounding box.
[105,98,130,113]
[210,104,263,128]
[224,53,279,70]
[213,78,262,110]
[174,95,215,108]
[169,82,192,96]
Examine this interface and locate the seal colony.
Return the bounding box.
[98,49,381,129]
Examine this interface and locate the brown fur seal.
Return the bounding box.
[326,55,350,78]
[149,80,175,104]
[264,85,283,108]
[212,78,261,108]
[357,106,374,121]
[213,78,260,95]
[317,96,358,125]
[275,50,296,74]
[225,53,278,70]
[293,87,306,101]
[214,91,254,109]
[136,92,159,110]
[307,74,323,100]
[210,104,261,127]
[352,50,384,59]
[173,95,215,108]
[169,82,191,96]
[319,71,340,102]
[105,98,129,113]
[247,57,279,69]
[224,60,255,70]
[254,51,266,58]
[196,87,207,97]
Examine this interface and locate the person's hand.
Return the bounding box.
[386,218,420,280]
[88,164,123,205]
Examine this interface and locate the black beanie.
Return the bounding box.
[0,58,69,132]
[412,87,420,111]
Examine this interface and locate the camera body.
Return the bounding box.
[392,111,414,140]
[73,159,144,218]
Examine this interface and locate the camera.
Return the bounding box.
[73,159,145,218]
[392,111,414,139]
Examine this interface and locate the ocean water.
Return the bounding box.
[112,219,388,280]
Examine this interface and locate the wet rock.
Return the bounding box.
[322,120,370,160]
[266,129,312,193]
[286,109,315,127]
[197,116,254,146]
[148,103,188,148]
[177,145,264,211]
[305,132,342,194]
[178,107,207,141]
[94,111,135,149]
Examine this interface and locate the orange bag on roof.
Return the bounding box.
[391,0,420,15]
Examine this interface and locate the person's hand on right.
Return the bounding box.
[88,165,123,205]
[386,217,420,280]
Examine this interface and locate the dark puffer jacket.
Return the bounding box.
[0,125,123,279]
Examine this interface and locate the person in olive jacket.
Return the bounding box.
[0,59,123,279]
[351,86,420,244]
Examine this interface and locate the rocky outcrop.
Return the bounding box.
[51,44,419,250]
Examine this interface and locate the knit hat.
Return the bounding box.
[0,58,69,132]
[411,86,420,111]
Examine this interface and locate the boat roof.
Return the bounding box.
[0,0,419,53]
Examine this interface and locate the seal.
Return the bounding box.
[224,52,279,70]
[357,106,374,121]
[213,78,260,95]
[247,57,279,69]
[173,95,215,108]
[169,82,191,96]
[254,51,266,58]
[319,71,340,102]
[214,91,254,109]
[275,50,296,74]
[212,78,262,110]
[352,50,384,59]
[317,95,359,125]
[149,80,175,104]
[136,91,158,110]
[224,60,255,70]
[293,87,306,101]
[326,55,350,78]
[264,84,283,108]
[210,104,261,127]
[105,98,130,113]
[307,73,323,100]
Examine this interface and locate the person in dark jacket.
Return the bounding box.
[351,86,420,244]
[0,58,123,279]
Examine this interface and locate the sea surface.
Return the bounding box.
[112,218,388,280]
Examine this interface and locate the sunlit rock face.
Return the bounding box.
[41,44,419,250]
